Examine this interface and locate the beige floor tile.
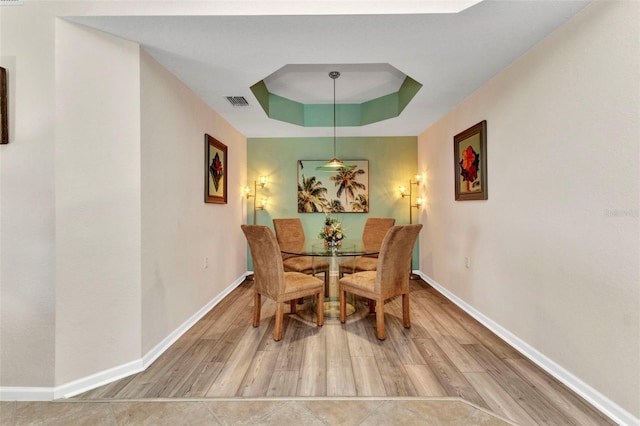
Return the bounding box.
[359,400,436,426]
[302,399,384,425]
[466,409,516,425]
[110,401,218,425]
[203,400,290,425]
[1,401,16,425]
[258,401,326,426]
[13,401,115,426]
[398,399,476,423]
[1,398,514,426]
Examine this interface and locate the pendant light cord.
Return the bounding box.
[315,71,344,170]
[330,71,340,159]
[333,74,336,158]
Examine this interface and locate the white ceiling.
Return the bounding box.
[68,1,590,138]
[263,63,408,105]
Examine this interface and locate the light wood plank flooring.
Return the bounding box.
[76,279,613,425]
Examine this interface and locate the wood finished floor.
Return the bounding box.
[77,279,613,425]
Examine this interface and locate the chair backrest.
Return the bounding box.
[376,224,423,298]
[362,217,396,256]
[272,218,306,260]
[241,225,285,299]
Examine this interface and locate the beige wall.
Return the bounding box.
[418,1,639,420]
[140,50,247,355]
[1,2,59,389]
[1,1,247,395]
[55,21,143,386]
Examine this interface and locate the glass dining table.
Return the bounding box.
[281,239,379,318]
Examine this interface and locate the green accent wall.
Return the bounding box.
[246,136,419,269]
[250,76,422,127]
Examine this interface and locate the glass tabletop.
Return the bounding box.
[280,239,378,257]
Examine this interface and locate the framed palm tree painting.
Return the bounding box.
[297,160,369,213]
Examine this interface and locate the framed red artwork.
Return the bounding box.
[454,120,487,201]
[204,134,227,204]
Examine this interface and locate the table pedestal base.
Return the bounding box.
[297,295,366,322]
[324,298,355,318]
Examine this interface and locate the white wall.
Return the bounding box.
[55,21,143,386]
[1,2,58,389]
[140,50,246,355]
[1,1,247,395]
[418,1,639,421]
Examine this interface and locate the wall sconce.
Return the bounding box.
[246,176,268,224]
[400,177,423,281]
[258,197,268,210]
[399,177,423,224]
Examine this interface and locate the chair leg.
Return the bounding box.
[253,291,261,327]
[290,300,297,314]
[402,293,411,329]
[273,302,284,341]
[375,300,386,340]
[339,289,347,323]
[316,291,324,326]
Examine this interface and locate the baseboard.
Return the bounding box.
[0,274,247,402]
[140,274,247,370]
[0,387,54,401]
[418,272,638,426]
[54,358,144,399]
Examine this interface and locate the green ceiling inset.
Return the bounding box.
[251,80,271,116]
[250,76,422,127]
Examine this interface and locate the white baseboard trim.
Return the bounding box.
[0,387,54,401]
[418,272,638,426]
[0,274,247,402]
[140,274,247,370]
[54,358,143,399]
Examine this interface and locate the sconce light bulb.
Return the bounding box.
[399,186,406,196]
[258,176,268,187]
[260,198,268,209]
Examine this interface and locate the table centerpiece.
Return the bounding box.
[319,214,345,249]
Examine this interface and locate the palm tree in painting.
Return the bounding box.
[330,165,366,211]
[351,194,369,212]
[298,174,328,212]
[327,199,345,213]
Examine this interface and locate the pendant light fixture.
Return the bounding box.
[317,71,349,171]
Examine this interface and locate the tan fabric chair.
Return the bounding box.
[241,225,324,341]
[338,217,395,277]
[339,224,422,340]
[272,218,330,286]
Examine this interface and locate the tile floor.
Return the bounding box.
[1,397,516,425]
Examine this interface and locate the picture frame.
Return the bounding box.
[297,160,369,213]
[204,134,227,204]
[454,120,487,201]
[1,67,7,145]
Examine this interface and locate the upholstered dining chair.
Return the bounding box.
[272,218,330,287]
[338,217,395,278]
[338,224,422,340]
[241,225,324,341]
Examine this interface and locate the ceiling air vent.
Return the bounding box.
[225,96,249,107]
[0,0,24,5]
